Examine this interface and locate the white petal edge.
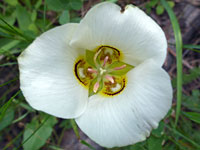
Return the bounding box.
[18,23,88,119]
[75,59,172,148]
[70,2,167,66]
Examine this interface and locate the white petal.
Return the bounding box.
[70,2,167,66]
[75,59,172,148]
[18,24,88,118]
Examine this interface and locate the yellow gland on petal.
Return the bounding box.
[74,46,133,97]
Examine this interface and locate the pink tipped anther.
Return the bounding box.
[105,75,114,84]
[103,56,109,67]
[93,82,100,93]
[114,64,126,70]
[87,68,98,74]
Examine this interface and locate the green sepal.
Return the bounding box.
[107,61,134,76]
[86,50,96,68]
[88,77,103,97]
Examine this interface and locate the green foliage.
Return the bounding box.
[156,5,164,15]
[183,112,200,124]
[161,0,183,127]
[0,107,14,131]
[172,67,200,87]
[147,121,164,150]
[46,0,64,11]
[182,90,200,112]
[16,5,32,31]
[23,115,57,150]
[59,10,70,24]
[145,0,175,15]
[4,0,18,6]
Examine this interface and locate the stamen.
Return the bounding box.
[88,68,98,74]
[94,47,105,67]
[103,56,109,67]
[93,82,100,93]
[105,75,114,84]
[114,64,126,70]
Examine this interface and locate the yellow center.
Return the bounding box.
[74,46,128,97]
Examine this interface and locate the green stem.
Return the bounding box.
[161,0,183,127]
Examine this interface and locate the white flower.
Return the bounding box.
[18,2,172,148]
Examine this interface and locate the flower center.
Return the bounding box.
[74,46,134,97]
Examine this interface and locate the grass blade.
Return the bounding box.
[161,0,183,127]
[0,77,18,88]
[70,119,80,139]
[0,62,17,67]
[0,90,21,122]
[183,44,200,53]
[165,125,200,149]
[183,44,200,49]
[80,140,96,150]
[0,18,33,42]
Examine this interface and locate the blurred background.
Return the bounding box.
[0,0,200,150]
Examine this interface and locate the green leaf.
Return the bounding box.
[108,61,134,76]
[149,0,159,7]
[0,107,14,131]
[46,0,63,11]
[86,50,96,68]
[182,90,200,112]
[183,112,200,124]
[106,0,118,3]
[69,0,83,11]
[16,5,32,30]
[59,0,70,9]
[31,10,37,22]
[152,121,164,137]
[88,77,103,97]
[59,10,70,25]
[156,5,164,15]
[161,0,183,127]
[167,1,175,8]
[23,115,57,150]
[148,135,163,150]
[0,13,16,26]
[5,0,18,6]
[35,0,43,9]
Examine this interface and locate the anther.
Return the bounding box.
[88,68,98,74]
[105,75,114,84]
[93,82,100,93]
[103,56,109,67]
[114,64,126,70]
